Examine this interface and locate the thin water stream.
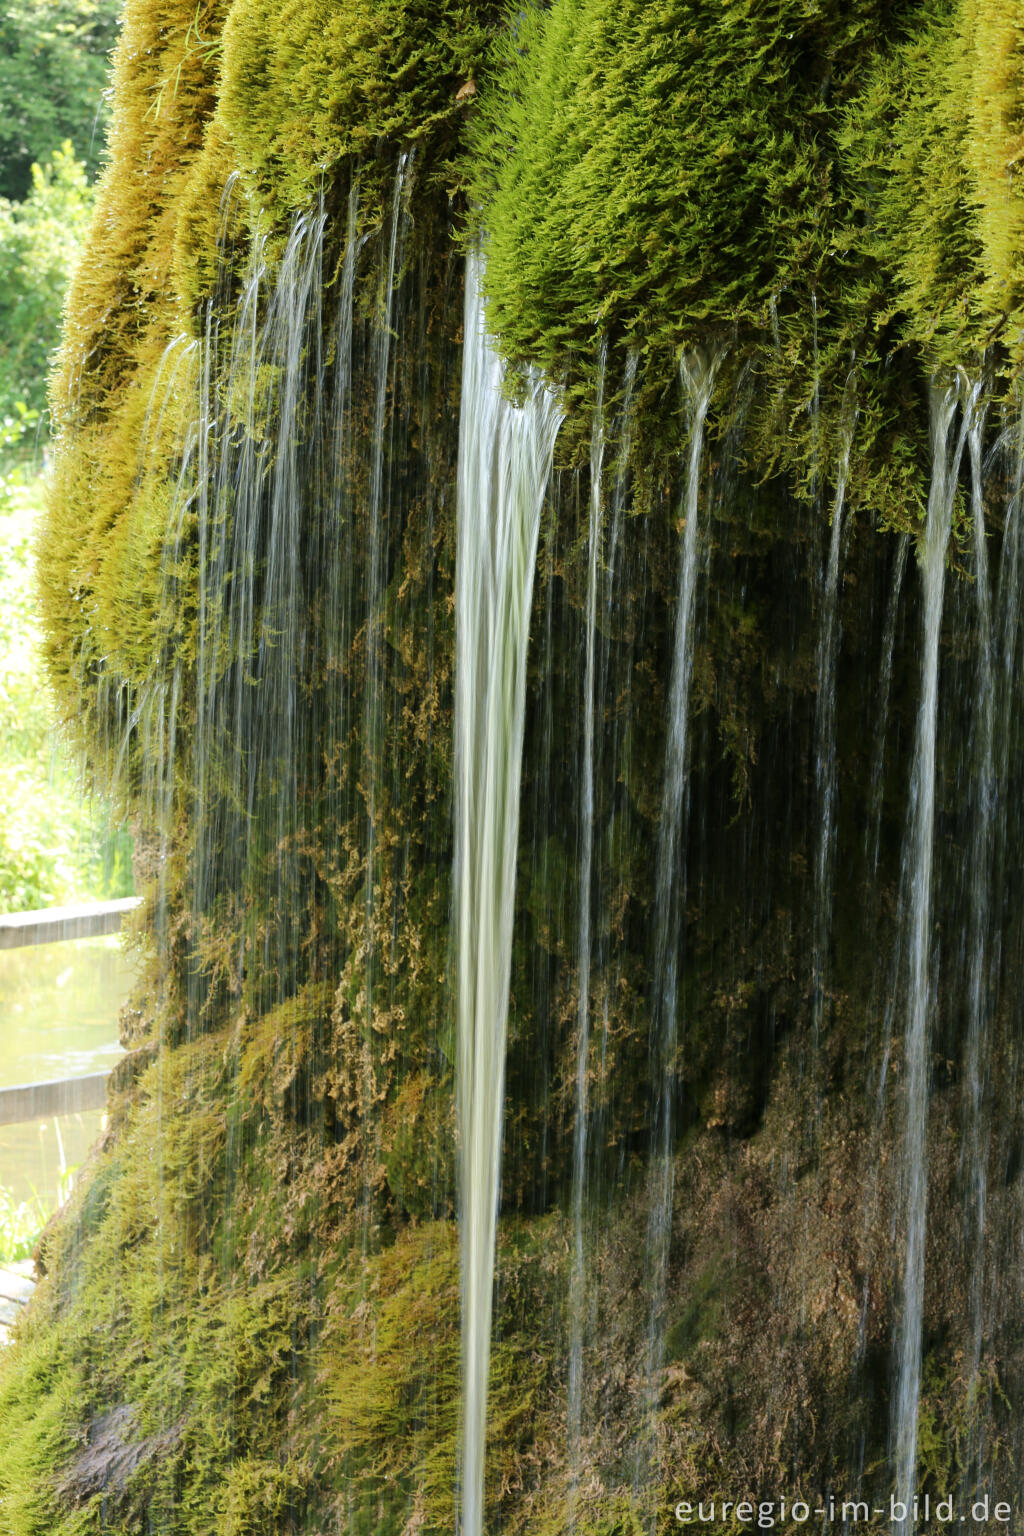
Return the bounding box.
[964,383,993,1355]
[893,384,964,1533]
[568,341,606,1501]
[364,154,410,1063]
[455,251,562,1536]
[812,379,856,1047]
[641,348,721,1509]
[867,533,911,880]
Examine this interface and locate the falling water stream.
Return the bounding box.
[965,381,993,1347]
[567,342,607,1503]
[363,154,410,1045]
[32,102,1024,1531]
[455,252,563,1536]
[641,348,722,1504]
[867,532,911,881]
[893,384,965,1532]
[812,378,856,1047]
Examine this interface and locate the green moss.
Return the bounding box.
[841,2,984,358]
[23,0,1024,1527]
[214,0,494,215]
[0,1327,88,1536]
[467,0,1024,529]
[664,1257,729,1361]
[469,0,855,352]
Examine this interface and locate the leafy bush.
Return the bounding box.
[0,0,119,201]
[0,143,93,417]
[0,402,41,508]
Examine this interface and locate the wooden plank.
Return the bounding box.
[0,897,141,950]
[0,1071,109,1127]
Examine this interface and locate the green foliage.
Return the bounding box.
[0,144,94,417]
[0,1187,48,1264]
[0,1018,560,1535]
[841,2,981,350]
[216,0,494,205]
[170,0,498,310]
[0,402,41,508]
[0,478,133,910]
[0,1327,89,1536]
[0,1161,76,1263]
[466,0,904,515]
[0,0,119,201]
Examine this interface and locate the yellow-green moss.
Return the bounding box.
[964,0,1024,324]
[22,2,1024,1530]
[467,0,1024,529]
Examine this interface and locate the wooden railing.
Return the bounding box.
[0,1072,111,1128]
[0,896,140,950]
[0,897,140,1125]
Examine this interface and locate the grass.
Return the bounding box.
[0,1185,48,1264]
[0,1146,76,1265]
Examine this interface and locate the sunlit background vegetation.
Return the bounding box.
[0,0,128,1261]
[0,0,130,914]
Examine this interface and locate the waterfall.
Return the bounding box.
[128,179,385,1039]
[892,383,964,1534]
[323,180,360,699]
[962,379,993,1493]
[605,350,639,591]
[588,348,639,1215]
[997,395,1024,1521]
[455,251,562,1536]
[867,532,911,879]
[568,341,607,1502]
[641,347,721,1498]
[811,377,857,1048]
[850,525,910,1465]
[810,292,821,467]
[996,398,1024,795]
[175,205,331,1023]
[363,150,410,1073]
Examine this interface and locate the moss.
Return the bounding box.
[0,1054,557,1535]
[23,0,1024,1526]
[39,0,500,798]
[963,0,1024,322]
[469,0,854,351]
[212,0,494,220]
[466,0,1024,531]
[841,2,984,359]
[664,1257,729,1361]
[0,1327,88,1536]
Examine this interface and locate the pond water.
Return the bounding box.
[0,935,136,1206]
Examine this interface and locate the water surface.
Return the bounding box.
[0,934,135,1205]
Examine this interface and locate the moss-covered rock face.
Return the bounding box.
[42,0,498,737]
[469,0,1024,522]
[9,0,1024,1531]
